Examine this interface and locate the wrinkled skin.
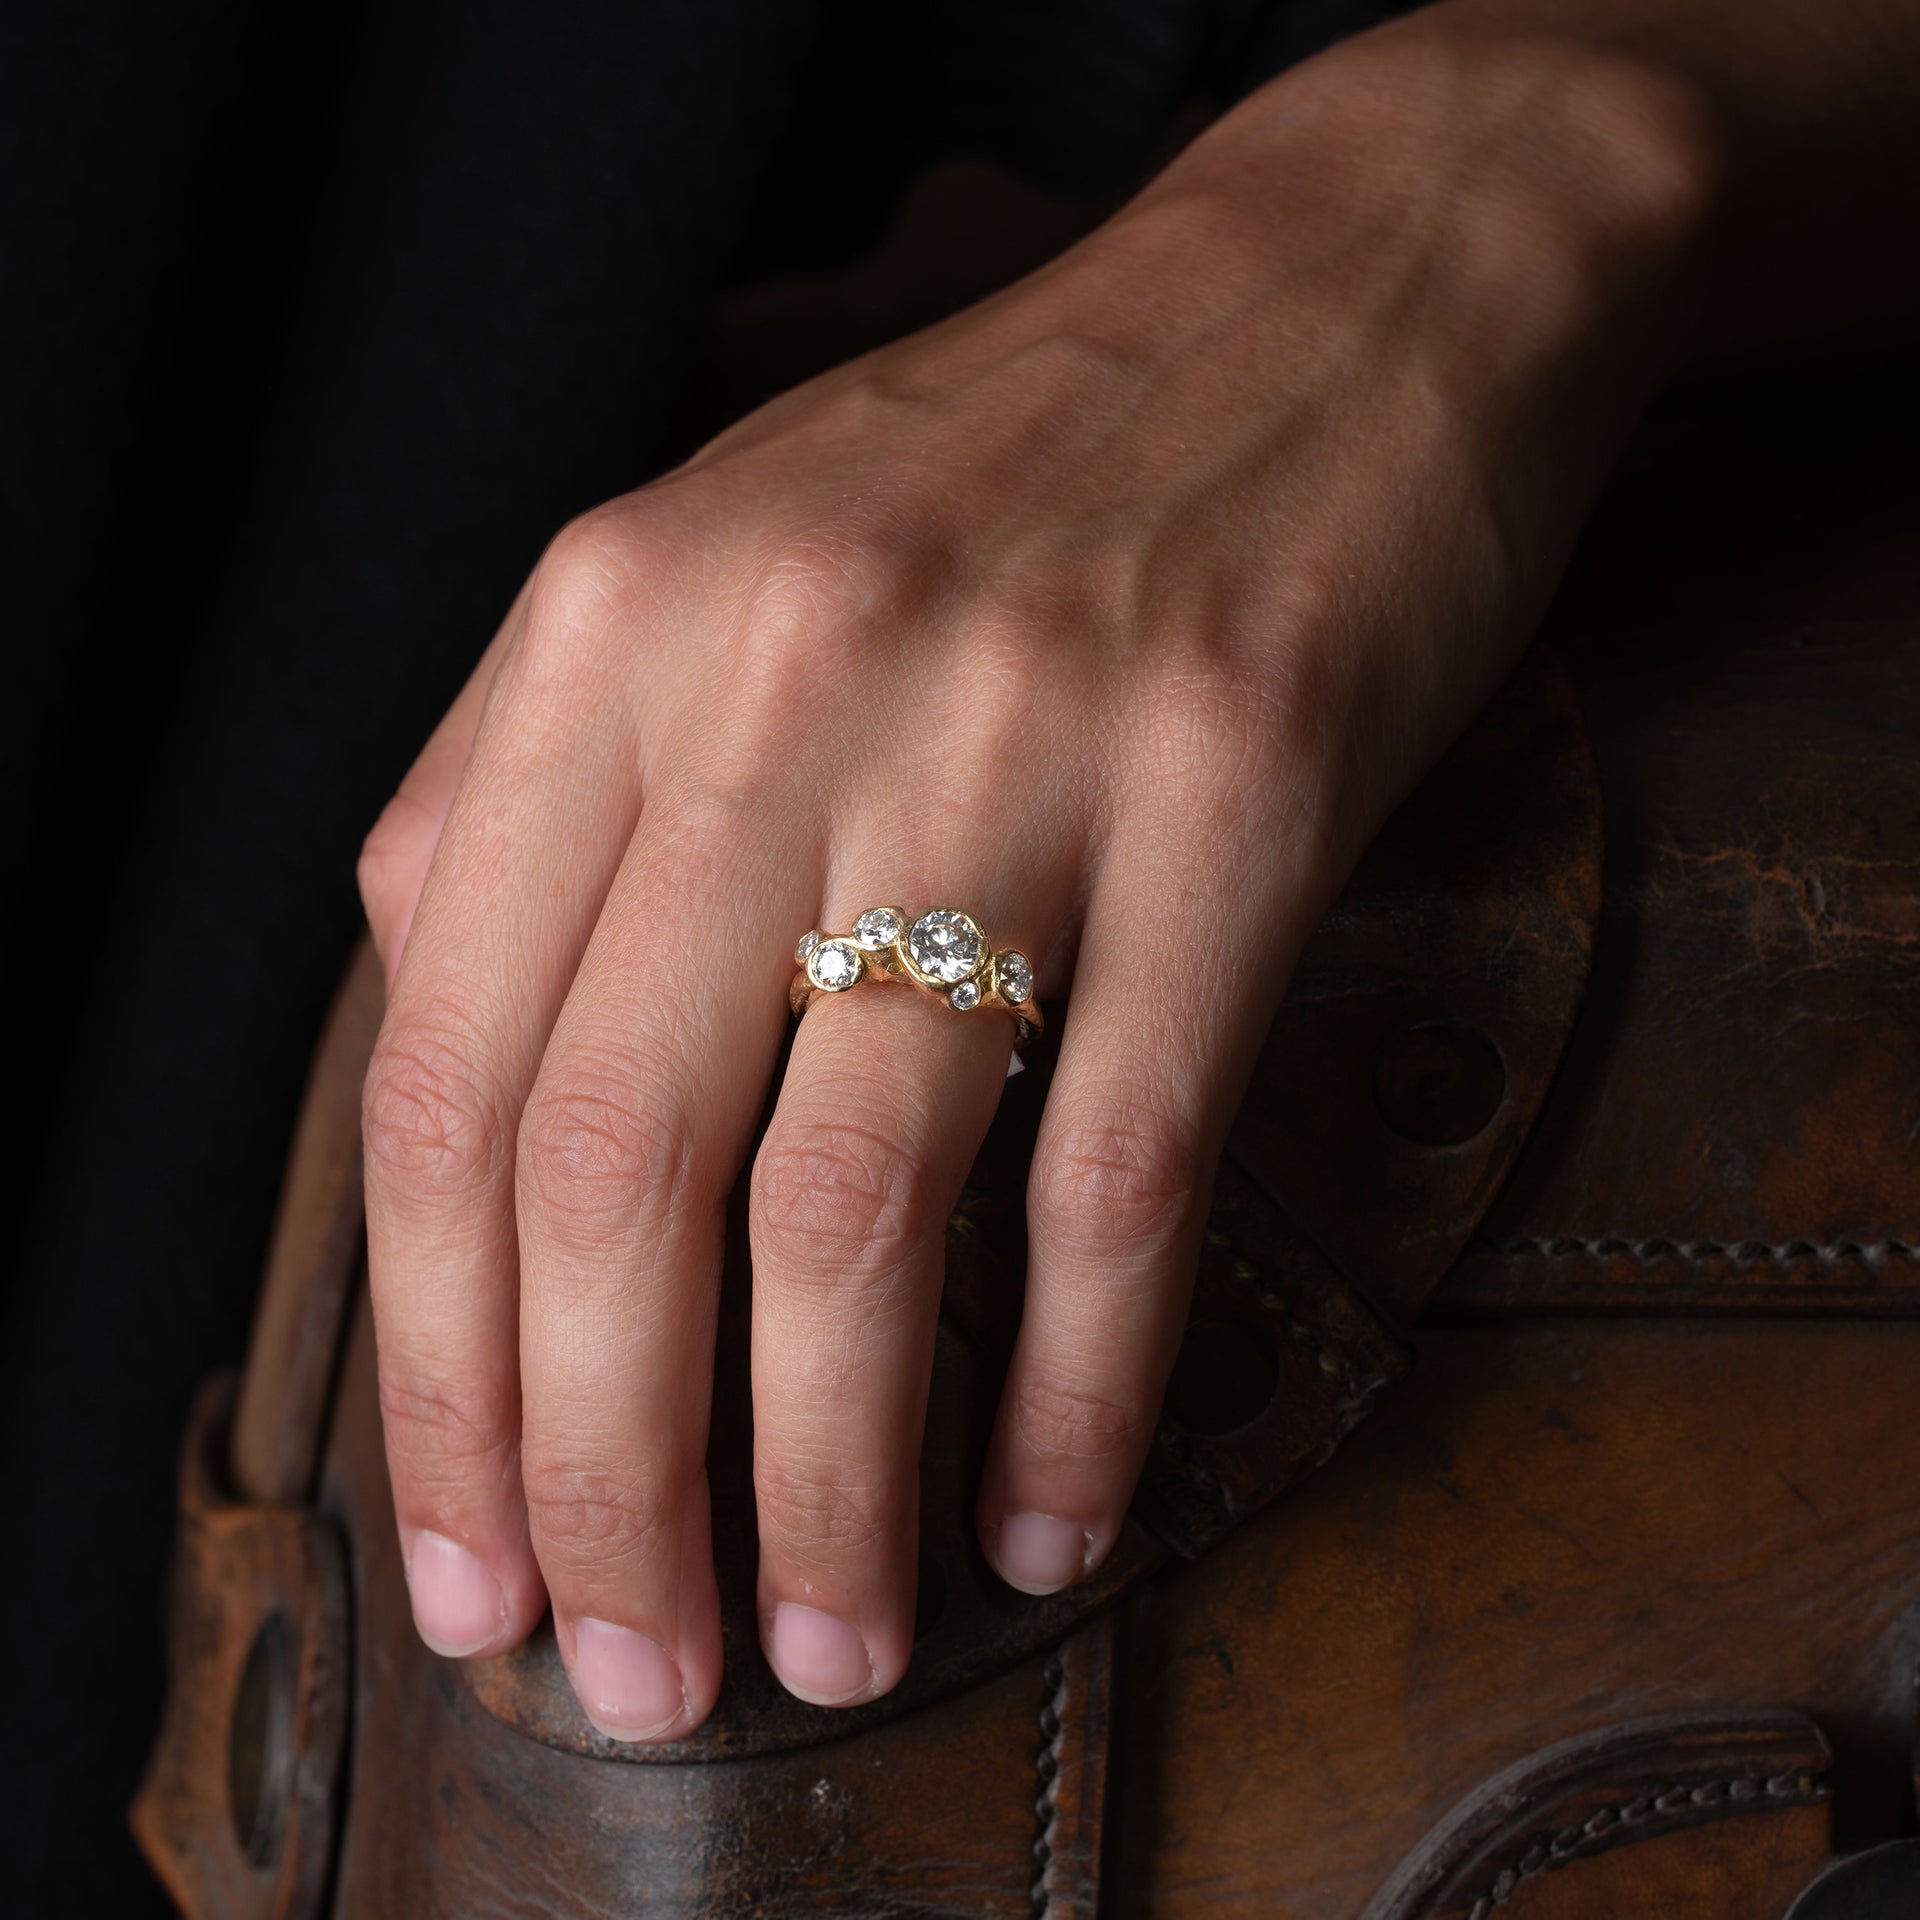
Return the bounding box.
[357,8,1721,1738]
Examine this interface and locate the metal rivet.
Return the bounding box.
[1370,1019,1507,1147]
[228,1610,295,1869]
[1162,1317,1280,1436]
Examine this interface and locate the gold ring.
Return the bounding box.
[791,906,1043,1047]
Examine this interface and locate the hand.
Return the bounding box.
[357,12,1708,1738]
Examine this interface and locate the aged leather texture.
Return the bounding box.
[135,388,1920,1916]
[1441,407,1920,1321]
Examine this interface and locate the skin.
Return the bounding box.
[357,0,1920,1738]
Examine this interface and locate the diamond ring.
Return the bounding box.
[791,906,1043,1047]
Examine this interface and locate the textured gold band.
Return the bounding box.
[790,905,1043,1048]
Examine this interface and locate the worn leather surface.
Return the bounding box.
[1441,404,1920,1319]
[1110,1320,1920,1915]
[1360,1710,1832,1920]
[133,1380,349,1920]
[1484,1812,1835,1920]
[229,942,382,1509]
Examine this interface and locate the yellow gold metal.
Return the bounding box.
[789,905,1044,1048]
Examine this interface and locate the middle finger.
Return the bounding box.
[515,793,808,1741]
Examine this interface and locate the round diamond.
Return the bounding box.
[795,930,822,963]
[908,909,984,985]
[996,951,1034,1006]
[949,980,982,1012]
[807,939,862,992]
[852,907,902,949]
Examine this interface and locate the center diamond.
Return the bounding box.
[907,909,984,985]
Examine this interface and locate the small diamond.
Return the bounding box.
[908,908,984,985]
[996,951,1034,1005]
[852,907,902,949]
[807,940,862,992]
[949,980,982,1011]
[795,930,822,963]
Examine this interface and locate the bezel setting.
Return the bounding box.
[790,905,1042,1046]
[851,906,906,951]
[904,907,987,988]
[995,950,1035,1006]
[806,939,863,993]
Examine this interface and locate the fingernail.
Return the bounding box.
[570,1618,688,1741]
[766,1602,874,1706]
[406,1530,507,1656]
[994,1512,1090,1595]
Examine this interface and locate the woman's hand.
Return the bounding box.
[357,11,1711,1738]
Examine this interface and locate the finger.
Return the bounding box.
[515,796,807,1742]
[358,584,528,991]
[363,538,648,1661]
[978,827,1293,1594]
[748,913,1014,1707]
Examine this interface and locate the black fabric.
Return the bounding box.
[0,2,1391,1907]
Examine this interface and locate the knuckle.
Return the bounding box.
[1142,652,1298,812]
[355,792,431,935]
[1009,1373,1149,1470]
[377,1365,518,1495]
[510,504,682,697]
[754,1456,893,1563]
[733,510,926,676]
[520,1454,683,1571]
[363,1020,511,1198]
[747,533,868,657]
[527,506,654,630]
[1253,623,1347,771]
[1034,1103,1201,1254]
[750,1116,929,1282]
[517,1061,699,1236]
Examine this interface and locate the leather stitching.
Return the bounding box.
[1473,1234,1920,1268]
[1459,1768,1826,1918]
[1029,1653,1069,1918]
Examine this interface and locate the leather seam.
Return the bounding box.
[1029,1653,1070,1918]
[1473,1234,1920,1269]
[1458,1767,1827,1919]
[1156,1287,1399,1528]
[1223,1241,1404,1418]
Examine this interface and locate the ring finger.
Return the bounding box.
[748,886,1058,1704]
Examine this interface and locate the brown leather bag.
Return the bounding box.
[133,390,1920,1918]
